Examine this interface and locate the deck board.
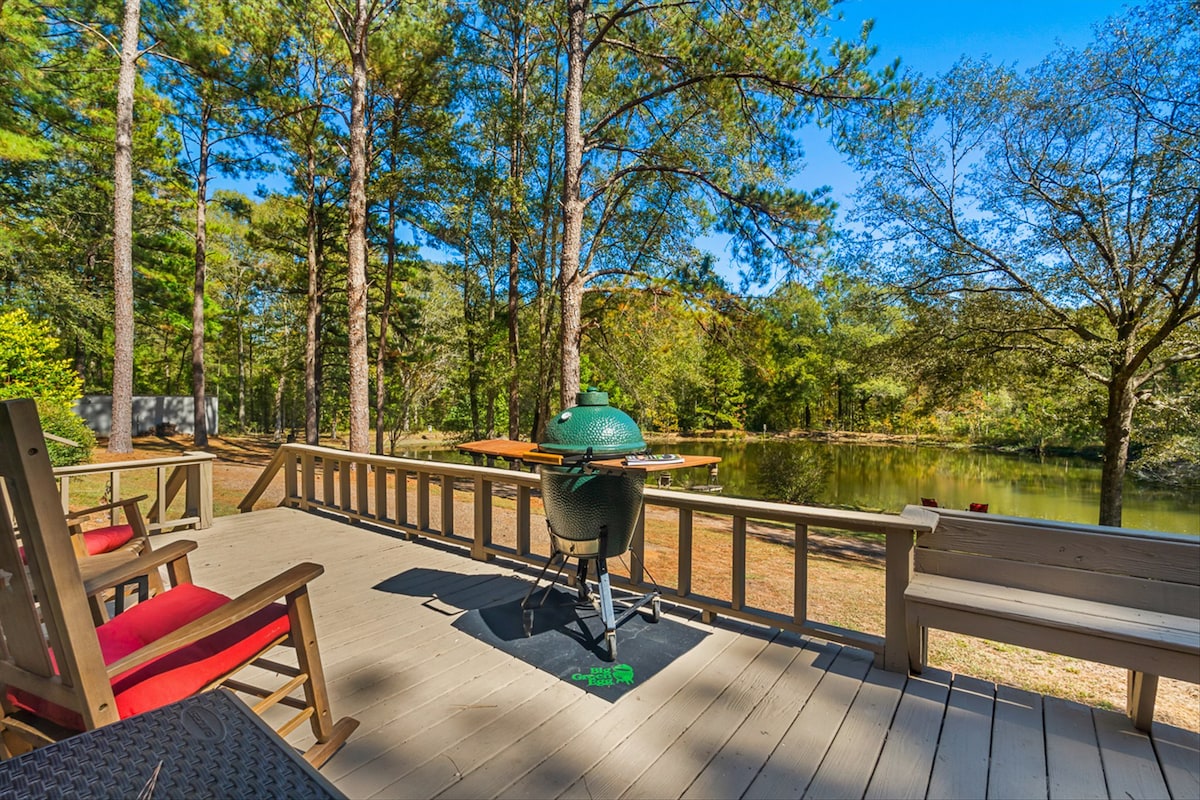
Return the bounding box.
[804,665,907,799]
[680,636,831,800]
[741,645,874,799]
[989,686,1047,799]
[621,630,798,799]
[1093,708,1171,800]
[150,508,1195,800]
[927,674,995,800]
[1153,722,1200,800]
[496,625,742,800]
[559,622,771,799]
[864,668,951,800]
[1045,696,1109,800]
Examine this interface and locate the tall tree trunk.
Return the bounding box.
[191,105,210,446]
[506,221,521,438]
[345,0,371,453]
[465,258,481,438]
[506,19,526,440]
[274,371,287,440]
[1099,371,1138,527]
[304,144,322,445]
[375,190,398,454]
[109,0,141,454]
[532,83,561,443]
[558,0,587,410]
[236,304,246,433]
[485,265,497,438]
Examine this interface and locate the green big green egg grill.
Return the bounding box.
[522,389,661,660]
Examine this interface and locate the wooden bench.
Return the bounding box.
[901,505,1200,730]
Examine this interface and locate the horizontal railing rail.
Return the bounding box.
[55,452,215,533]
[239,443,931,670]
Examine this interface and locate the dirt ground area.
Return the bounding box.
[87,434,1199,731]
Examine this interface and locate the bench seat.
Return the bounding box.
[907,574,1200,682]
[902,505,1200,731]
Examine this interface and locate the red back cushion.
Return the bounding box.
[920,498,939,508]
[7,584,290,730]
[81,524,137,555]
[968,502,989,513]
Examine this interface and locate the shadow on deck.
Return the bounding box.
[163,507,1199,800]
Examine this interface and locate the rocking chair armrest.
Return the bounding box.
[66,495,150,521]
[81,540,198,596]
[104,562,325,679]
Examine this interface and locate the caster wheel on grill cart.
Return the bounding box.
[650,596,661,623]
[605,631,617,661]
[523,609,534,637]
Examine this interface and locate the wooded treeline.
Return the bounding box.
[0,0,1195,525]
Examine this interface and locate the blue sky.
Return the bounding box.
[788,0,1133,217]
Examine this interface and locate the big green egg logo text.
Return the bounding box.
[571,664,634,687]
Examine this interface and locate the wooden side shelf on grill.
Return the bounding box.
[456,439,720,476]
[586,454,721,474]
[457,439,564,466]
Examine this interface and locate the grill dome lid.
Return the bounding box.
[538,389,646,456]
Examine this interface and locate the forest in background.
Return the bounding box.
[0,0,1195,526]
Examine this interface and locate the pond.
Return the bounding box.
[398,439,1199,535]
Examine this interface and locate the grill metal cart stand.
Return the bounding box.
[520,524,661,661]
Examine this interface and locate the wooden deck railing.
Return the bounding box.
[239,444,932,671]
[54,452,215,533]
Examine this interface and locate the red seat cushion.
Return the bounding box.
[80,524,137,555]
[7,584,290,730]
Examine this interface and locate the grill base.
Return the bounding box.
[521,525,661,661]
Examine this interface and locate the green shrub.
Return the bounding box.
[0,308,93,465]
[0,308,83,406]
[36,402,96,466]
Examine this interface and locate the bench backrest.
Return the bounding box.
[901,505,1200,618]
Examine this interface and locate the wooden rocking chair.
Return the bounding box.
[0,399,357,767]
[65,494,166,622]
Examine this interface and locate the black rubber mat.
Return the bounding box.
[453,585,709,701]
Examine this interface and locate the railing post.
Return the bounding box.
[630,505,645,585]
[338,459,352,515]
[375,465,389,522]
[355,463,369,518]
[677,509,693,599]
[883,528,915,672]
[472,476,493,561]
[794,523,808,626]
[109,471,121,526]
[300,452,314,510]
[155,467,167,529]
[732,515,747,612]
[322,458,335,507]
[184,462,200,524]
[395,469,409,529]
[292,450,307,506]
[417,472,430,532]
[441,476,455,536]
[516,484,531,556]
[196,456,212,528]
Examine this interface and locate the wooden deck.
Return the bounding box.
[161,508,1199,800]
